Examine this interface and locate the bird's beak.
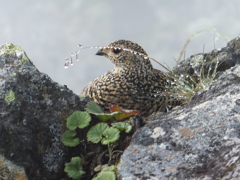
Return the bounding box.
[96,49,106,56]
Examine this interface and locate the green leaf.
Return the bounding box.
[61,130,80,147]
[67,111,91,130]
[111,122,132,133]
[85,101,120,121]
[94,164,115,172]
[87,123,109,143]
[64,157,85,179]
[101,165,115,172]
[92,171,116,180]
[96,112,121,121]
[94,164,109,172]
[85,101,104,114]
[101,127,120,145]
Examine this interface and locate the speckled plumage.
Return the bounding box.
[81,40,173,116]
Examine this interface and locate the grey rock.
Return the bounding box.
[173,35,240,83]
[0,44,90,180]
[117,43,240,179]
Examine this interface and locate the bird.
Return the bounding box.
[81,39,177,116]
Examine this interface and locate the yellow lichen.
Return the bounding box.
[20,54,29,65]
[11,73,17,77]
[4,90,15,104]
[0,43,30,65]
[0,43,23,56]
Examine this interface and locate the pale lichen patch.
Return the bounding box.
[0,43,30,65]
[150,127,166,139]
[0,43,23,55]
[20,54,29,65]
[4,90,15,104]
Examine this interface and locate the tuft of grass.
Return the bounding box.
[166,54,220,103]
[165,28,228,103]
[177,28,230,63]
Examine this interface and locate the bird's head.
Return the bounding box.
[96,40,153,70]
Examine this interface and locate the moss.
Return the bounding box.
[0,43,23,56]
[0,43,30,65]
[4,90,15,105]
[79,95,86,100]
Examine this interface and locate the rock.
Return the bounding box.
[173,35,240,82]
[0,155,28,180]
[0,44,90,180]
[117,38,240,179]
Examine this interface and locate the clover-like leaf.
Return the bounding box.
[85,101,121,121]
[92,171,116,180]
[61,130,80,147]
[67,111,91,130]
[111,122,132,133]
[64,157,85,179]
[101,127,120,145]
[109,105,140,121]
[87,123,109,143]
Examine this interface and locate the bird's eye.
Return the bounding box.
[112,48,122,54]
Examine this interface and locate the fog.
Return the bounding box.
[1,0,240,94]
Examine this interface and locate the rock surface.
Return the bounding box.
[173,35,240,77]
[0,44,89,180]
[117,37,240,179]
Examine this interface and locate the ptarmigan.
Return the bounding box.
[81,40,178,116]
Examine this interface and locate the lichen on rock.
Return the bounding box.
[4,90,15,104]
[117,36,240,180]
[0,43,24,55]
[0,43,90,180]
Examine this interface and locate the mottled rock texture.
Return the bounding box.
[173,35,240,80]
[117,36,240,180]
[0,44,89,180]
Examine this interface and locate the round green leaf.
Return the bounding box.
[61,130,80,147]
[101,127,120,145]
[67,111,91,130]
[85,101,104,114]
[64,157,85,179]
[87,123,109,143]
[111,122,132,133]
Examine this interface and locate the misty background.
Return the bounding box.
[1,0,240,94]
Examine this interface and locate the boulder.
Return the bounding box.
[117,36,240,179]
[0,44,89,180]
